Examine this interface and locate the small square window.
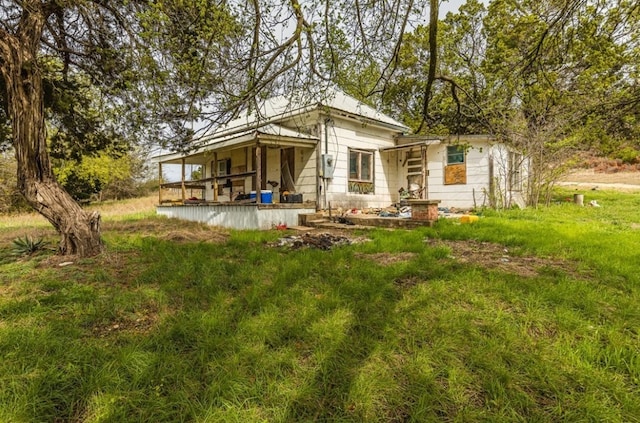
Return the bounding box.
[447,145,465,164]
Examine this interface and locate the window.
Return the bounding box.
[349,149,374,194]
[509,152,523,191]
[216,159,230,176]
[444,145,466,185]
[349,149,373,181]
[447,145,465,164]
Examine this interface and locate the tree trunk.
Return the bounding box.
[0,9,103,257]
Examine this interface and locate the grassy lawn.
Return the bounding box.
[0,190,639,422]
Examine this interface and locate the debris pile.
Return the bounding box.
[328,205,469,220]
[273,232,362,250]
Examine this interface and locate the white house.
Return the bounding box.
[155,89,526,229]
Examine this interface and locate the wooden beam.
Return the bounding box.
[158,162,163,204]
[213,152,218,202]
[181,158,186,201]
[255,143,262,203]
[421,145,428,199]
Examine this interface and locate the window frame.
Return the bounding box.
[509,151,523,192]
[348,149,374,182]
[446,145,465,165]
[348,148,375,194]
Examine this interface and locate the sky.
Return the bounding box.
[440,0,489,17]
[440,0,468,16]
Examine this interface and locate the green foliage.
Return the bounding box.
[0,69,10,151]
[0,154,29,213]
[612,146,639,164]
[380,0,639,205]
[11,236,50,257]
[384,0,490,134]
[54,153,132,201]
[41,58,131,162]
[189,166,202,181]
[52,149,154,202]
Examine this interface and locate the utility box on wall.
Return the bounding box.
[321,154,335,178]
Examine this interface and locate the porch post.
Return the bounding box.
[158,162,163,204]
[255,143,262,204]
[181,158,186,201]
[213,152,218,202]
[421,145,428,199]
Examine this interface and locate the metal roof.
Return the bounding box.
[155,123,318,164]
[196,87,409,142]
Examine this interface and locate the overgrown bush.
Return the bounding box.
[612,146,639,164]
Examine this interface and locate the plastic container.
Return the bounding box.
[260,190,273,204]
[460,215,479,224]
[249,190,273,203]
[281,193,303,203]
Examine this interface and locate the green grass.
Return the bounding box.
[0,189,639,422]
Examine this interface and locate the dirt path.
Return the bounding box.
[559,170,640,191]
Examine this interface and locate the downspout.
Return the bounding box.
[325,118,330,158]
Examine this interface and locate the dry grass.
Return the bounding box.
[103,217,229,244]
[0,195,230,251]
[560,170,640,190]
[0,195,158,229]
[87,195,159,219]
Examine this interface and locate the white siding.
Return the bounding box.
[295,146,318,202]
[489,144,527,208]
[426,141,492,209]
[266,147,281,199]
[157,204,316,230]
[321,119,398,209]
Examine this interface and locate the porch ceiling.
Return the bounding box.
[380,138,441,152]
[155,124,318,165]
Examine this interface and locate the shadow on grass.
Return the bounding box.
[282,268,404,421]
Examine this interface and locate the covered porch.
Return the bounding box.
[155,124,319,229]
[381,136,442,200]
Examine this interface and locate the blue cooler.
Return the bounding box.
[260,190,273,203]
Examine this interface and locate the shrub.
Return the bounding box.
[612,146,639,164]
[11,236,51,256]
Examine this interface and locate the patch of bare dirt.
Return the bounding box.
[560,169,640,191]
[90,308,161,338]
[426,238,582,278]
[355,252,416,266]
[37,253,80,268]
[393,275,421,289]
